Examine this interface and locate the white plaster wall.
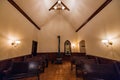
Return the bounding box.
[0,0,39,60]
[1,0,120,61]
[38,14,78,53]
[0,1,78,60]
[77,0,120,61]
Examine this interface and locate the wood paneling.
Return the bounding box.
[37,52,86,61]
[86,54,116,64]
[0,52,119,73]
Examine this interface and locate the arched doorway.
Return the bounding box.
[79,40,86,53]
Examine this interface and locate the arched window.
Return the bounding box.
[64,40,71,55]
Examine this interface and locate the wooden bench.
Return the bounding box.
[76,58,96,77]
[3,61,40,80]
[71,56,87,71]
[82,63,119,80]
[25,57,45,73]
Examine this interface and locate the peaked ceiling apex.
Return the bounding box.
[49,0,70,11]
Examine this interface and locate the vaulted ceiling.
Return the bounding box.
[8,0,112,32]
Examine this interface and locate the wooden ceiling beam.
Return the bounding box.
[8,0,40,30]
[76,0,112,32]
[49,1,58,11]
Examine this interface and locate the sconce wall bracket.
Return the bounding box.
[102,40,113,47]
[10,40,21,47]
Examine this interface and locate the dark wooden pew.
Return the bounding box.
[2,61,40,80]
[71,56,88,71]
[25,56,46,73]
[39,54,49,67]
[82,63,119,80]
[76,58,97,77]
[70,55,97,77]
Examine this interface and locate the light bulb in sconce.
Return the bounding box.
[72,43,76,48]
[101,39,113,47]
[9,40,21,47]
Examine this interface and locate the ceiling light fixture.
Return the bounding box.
[49,0,70,11]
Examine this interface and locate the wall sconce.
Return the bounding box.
[101,39,113,47]
[71,43,76,49]
[10,40,21,47]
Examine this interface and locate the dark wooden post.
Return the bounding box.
[56,35,62,64]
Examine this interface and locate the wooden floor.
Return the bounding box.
[19,61,83,80]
